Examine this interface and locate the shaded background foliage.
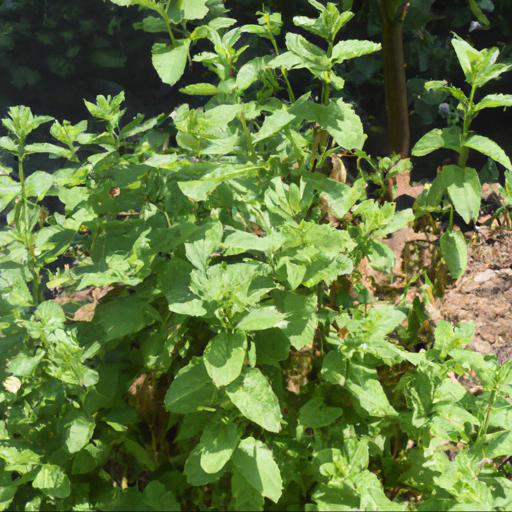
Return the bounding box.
[0,0,511,162]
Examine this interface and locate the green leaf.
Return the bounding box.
[34,300,66,330]
[346,363,397,417]
[285,33,329,73]
[65,414,95,454]
[367,240,395,273]
[253,108,296,143]
[434,320,474,359]
[412,127,461,157]
[292,99,365,150]
[445,166,481,224]
[180,83,219,96]
[141,482,181,511]
[151,40,191,87]
[311,483,359,511]
[231,471,265,511]
[236,57,270,92]
[32,465,70,499]
[232,437,283,503]
[293,8,353,42]
[321,351,347,386]
[331,39,381,63]
[475,93,512,112]
[93,297,157,342]
[184,445,223,486]
[451,36,482,83]
[358,471,406,511]
[6,351,44,377]
[254,329,290,366]
[226,368,282,433]
[236,306,288,332]
[440,230,468,279]
[468,0,490,26]
[425,80,468,106]
[0,441,41,473]
[426,164,480,220]
[464,134,512,171]
[299,397,343,428]
[169,0,209,21]
[268,51,302,71]
[24,171,55,200]
[109,0,155,6]
[164,357,215,414]
[0,176,20,213]
[480,158,499,184]
[184,221,223,274]
[25,142,70,159]
[0,136,17,152]
[223,229,283,255]
[203,332,247,387]
[199,421,240,474]
[274,292,317,350]
[159,258,206,317]
[72,441,111,475]
[471,430,512,459]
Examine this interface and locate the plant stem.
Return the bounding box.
[457,82,477,168]
[18,156,41,304]
[266,23,296,102]
[239,110,256,160]
[449,205,454,230]
[322,42,334,106]
[159,4,176,46]
[478,386,498,440]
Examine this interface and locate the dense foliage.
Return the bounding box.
[1,0,512,510]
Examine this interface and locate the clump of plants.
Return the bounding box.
[1,1,512,510]
[413,36,512,279]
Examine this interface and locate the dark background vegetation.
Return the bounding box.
[1,0,511,165]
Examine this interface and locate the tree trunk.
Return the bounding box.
[379,0,410,158]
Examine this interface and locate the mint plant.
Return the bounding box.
[1,3,512,511]
[412,36,512,278]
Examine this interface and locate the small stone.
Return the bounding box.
[474,269,496,283]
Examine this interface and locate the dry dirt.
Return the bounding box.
[441,229,512,363]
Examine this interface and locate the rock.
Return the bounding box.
[473,269,496,283]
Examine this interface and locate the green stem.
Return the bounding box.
[266,24,296,102]
[449,205,454,230]
[281,69,296,103]
[321,82,330,105]
[239,110,256,160]
[321,42,333,106]
[158,4,176,46]
[18,156,41,304]
[457,82,477,168]
[478,386,498,440]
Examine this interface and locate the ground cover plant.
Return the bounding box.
[1,1,512,510]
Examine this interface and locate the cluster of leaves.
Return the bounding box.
[1,1,512,511]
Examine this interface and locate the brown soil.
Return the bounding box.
[441,229,512,363]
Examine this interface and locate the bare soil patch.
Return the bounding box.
[441,229,512,363]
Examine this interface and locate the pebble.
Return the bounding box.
[473,269,496,283]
